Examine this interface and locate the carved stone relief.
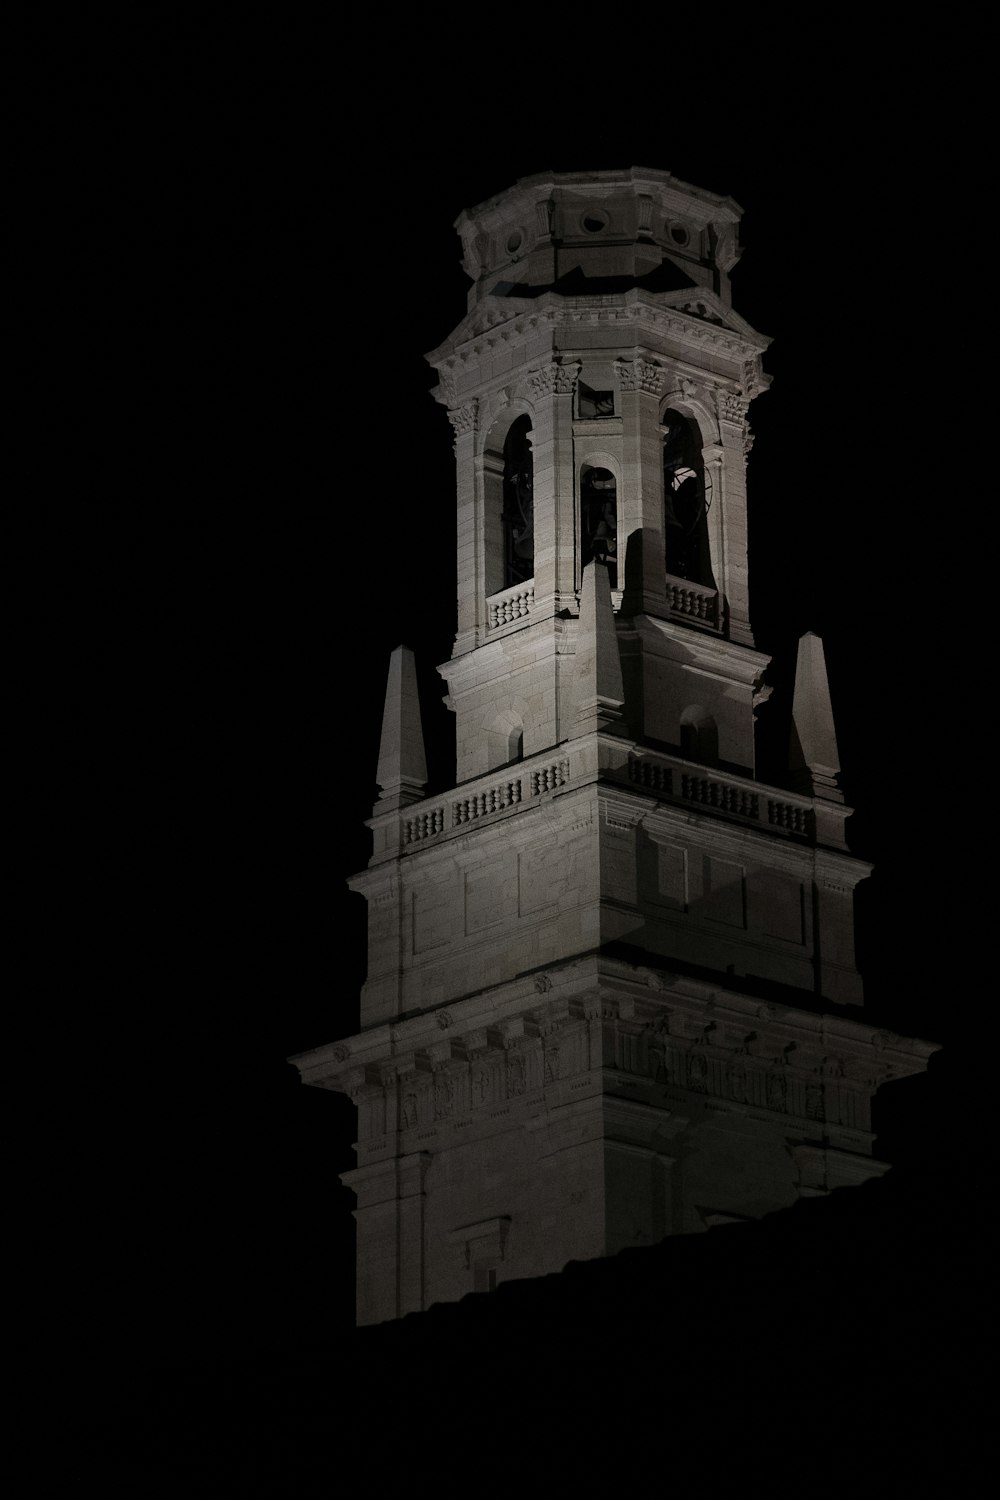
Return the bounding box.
[527,361,580,398]
[447,401,479,437]
[614,356,667,396]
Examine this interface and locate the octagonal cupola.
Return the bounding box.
[455,166,744,311]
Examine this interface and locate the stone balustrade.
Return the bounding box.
[487,580,534,629]
[628,750,816,841]
[400,745,817,852]
[402,754,571,848]
[665,574,721,631]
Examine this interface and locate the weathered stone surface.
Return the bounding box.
[290,169,936,1326]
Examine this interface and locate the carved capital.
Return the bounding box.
[447,400,478,436]
[717,388,749,426]
[527,360,581,398]
[615,356,667,396]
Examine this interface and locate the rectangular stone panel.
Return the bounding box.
[654,841,687,911]
[517,847,562,917]
[748,870,805,944]
[466,853,518,934]
[411,880,455,955]
[702,856,745,928]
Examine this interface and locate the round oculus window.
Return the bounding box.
[669,223,690,246]
[581,210,609,234]
[506,229,523,255]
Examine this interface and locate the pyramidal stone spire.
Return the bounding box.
[574,560,625,734]
[375,645,428,811]
[789,631,842,802]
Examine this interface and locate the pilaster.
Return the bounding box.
[449,401,479,654]
[715,388,753,645]
[526,359,579,617]
[617,356,668,617]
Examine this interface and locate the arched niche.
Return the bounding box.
[579,459,620,590]
[660,405,717,592]
[680,705,719,766]
[483,408,534,598]
[487,709,525,771]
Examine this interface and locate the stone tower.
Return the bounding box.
[291,169,934,1326]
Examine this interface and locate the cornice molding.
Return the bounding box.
[426,288,771,379]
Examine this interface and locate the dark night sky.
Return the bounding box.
[45,27,985,1452]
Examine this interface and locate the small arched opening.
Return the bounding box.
[502,416,534,589]
[680,706,719,766]
[580,464,618,589]
[662,410,715,590]
[487,711,524,771]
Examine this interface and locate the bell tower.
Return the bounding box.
[291,169,935,1327]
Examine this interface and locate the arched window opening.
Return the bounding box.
[580,465,618,589]
[663,411,715,590]
[502,417,533,589]
[680,706,719,766]
[488,713,524,771]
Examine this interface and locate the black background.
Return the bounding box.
[36,18,988,1485]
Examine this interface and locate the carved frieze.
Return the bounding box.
[505,1051,527,1097]
[766,1065,788,1113]
[543,1040,560,1085]
[805,1081,825,1121]
[687,1049,708,1093]
[400,1089,419,1131]
[433,1071,458,1121]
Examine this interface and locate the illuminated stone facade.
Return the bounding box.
[291,170,934,1326]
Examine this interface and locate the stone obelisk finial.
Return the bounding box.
[375,646,428,811]
[788,631,843,802]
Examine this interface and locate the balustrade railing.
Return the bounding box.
[402,755,571,848]
[628,752,815,840]
[487,580,534,629]
[400,747,814,851]
[665,574,721,631]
